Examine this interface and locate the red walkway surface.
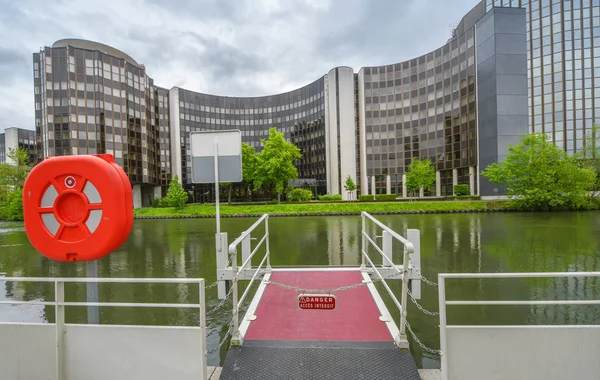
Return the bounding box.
[244,270,393,342]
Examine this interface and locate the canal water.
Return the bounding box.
[1,212,599,368]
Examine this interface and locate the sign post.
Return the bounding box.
[190,130,242,300]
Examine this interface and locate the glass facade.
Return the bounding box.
[359,7,481,195]
[0,133,4,164]
[35,0,596,200]
[172,79,327,196]
[486,0,600,154]
[33,40,168,189]
[0,128,36,164]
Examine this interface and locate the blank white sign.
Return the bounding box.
[190,130,243,183]
[191,130,241,157]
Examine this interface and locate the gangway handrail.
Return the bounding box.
[361,211,417,345]
[228,214,269,256]
[0,276,208,380]
[438,271,600,380]
[228,214,270,346]
[362,212,414,254]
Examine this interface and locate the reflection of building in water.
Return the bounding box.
[529,257,600,326]
[325,217,361,265]
[0,270,47,323]
[478,214,600,326]
[431,215,482,273]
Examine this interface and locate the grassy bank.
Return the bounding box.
[134,200,506,218]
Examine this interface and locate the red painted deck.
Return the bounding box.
[244,270,393,342]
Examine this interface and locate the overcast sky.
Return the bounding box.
[0,0,477,133]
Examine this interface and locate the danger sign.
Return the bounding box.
[298,294,336,311]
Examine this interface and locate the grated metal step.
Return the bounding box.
[220,340,420,380]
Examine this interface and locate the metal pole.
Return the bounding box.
[55,281,66,380]
[214,138,220,235]
[231,246,241,346]
[399,246,409,339]
[199,279,207,380]
[439,275,448,380]
[265,215,271,270]
[86,260,99,324]
[361,213,366,268]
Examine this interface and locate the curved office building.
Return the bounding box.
[169,76,329,196]
[33,0,595,204]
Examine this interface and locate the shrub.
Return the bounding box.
[454,184,470,196]
[152,197,167,208]
[358,194,397,201]
[318,194,342,201]
[288,188,313,202]
[0,189,24,221]
[165,176,188,209]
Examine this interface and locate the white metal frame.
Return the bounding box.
[223,212,423,348]
[361,211,420,347]
[0,277,207,380]
[228,214,271,346]
[438,272,600,380]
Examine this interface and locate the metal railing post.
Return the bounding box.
[407,229,421,299]
[55,281,66,380]
[382,230,393,267]
[230,247,241,346]
[265,215,271,270]
[398,246,409,340]
[361,213,366,268]
[199,279,207,380]
[438,275,448,380]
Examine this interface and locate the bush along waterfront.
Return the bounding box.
[482,133,600,211]
[134,200,507,218]
[0,147,31,221]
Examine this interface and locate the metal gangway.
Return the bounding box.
[214,212,426,380]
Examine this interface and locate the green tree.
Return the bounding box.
[343,175,357,200]
[0,147,32,220]
[405,158,435,198]
[241,143,258,199]
[0,147,31,191]
[2,189,24,221]
[578,123,600,197]
[253,127,302,202]
[165,175,188,209]
[219,143,258,204]
[482,133,597,211]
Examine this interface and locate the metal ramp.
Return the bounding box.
[215,212,424,379]
[221,341,420,379]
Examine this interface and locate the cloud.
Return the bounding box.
[0,0,478,132]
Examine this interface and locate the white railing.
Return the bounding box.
[0,277,207,380]
[438,272,600,380]
[228,214,270,345]
[361,211,419,345]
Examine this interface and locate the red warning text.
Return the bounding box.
[297,294,336,311]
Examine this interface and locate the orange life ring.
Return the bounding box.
[22,154,133,262]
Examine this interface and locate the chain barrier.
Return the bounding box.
[206,286,234,320]
[412,266,438,287]
[205,252,235,290]
[405,320,442,356]
[207,320,233,354]
[266,270,404,294]
[407,288,440,316]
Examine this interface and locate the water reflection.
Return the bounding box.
[0,212,599,368]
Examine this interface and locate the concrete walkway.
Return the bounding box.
[419,369,441,380]
[207,366,222,379]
